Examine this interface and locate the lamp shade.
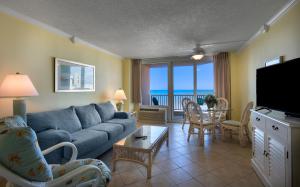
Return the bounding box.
[0,73,39,98]
[114,89,127,101]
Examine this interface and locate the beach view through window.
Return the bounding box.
[149,62,214,109]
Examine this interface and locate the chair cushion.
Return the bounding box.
[51,159,111,186]
[106,118,136,131]
[222,120,241,126]
[65,130,108,158]
[2,116,27,128]
[0,127,53,182]
[27,106,82,133]
[94,102,116,122]
[75,104,102,129]
[88,123,123,139]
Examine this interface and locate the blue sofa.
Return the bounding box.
[26,102,136,164]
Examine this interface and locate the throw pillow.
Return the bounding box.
[0,127,53,182]
[75,104,102,128]
[94,101,116,122]
[27,106,82,133]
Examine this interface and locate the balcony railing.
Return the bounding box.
[150,94,206,111]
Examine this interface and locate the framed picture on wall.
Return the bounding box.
[265,56,284,67]
[55,58,95,92]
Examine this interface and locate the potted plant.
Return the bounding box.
[204,94,218,109]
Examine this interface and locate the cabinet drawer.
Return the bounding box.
[251,112,265,131]
[267,119,288,142]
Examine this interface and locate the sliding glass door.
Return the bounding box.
[172,64,194,120]
[145,59,214,122]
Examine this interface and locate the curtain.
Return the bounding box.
[213,52,231,119]
[141,64,150,105]
[131,59,142,103]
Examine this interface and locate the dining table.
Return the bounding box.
[201,106,231,139]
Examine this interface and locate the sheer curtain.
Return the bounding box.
[213,52,231,119]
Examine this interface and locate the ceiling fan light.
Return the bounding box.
[191,54,204,60]
[191,44,205,60]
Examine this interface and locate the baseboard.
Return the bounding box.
[251,159,271,187]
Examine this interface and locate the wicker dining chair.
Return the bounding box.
[181,97,192,129]
[186,101,215,146]
[220,101,254,146]
[215,97,229,124]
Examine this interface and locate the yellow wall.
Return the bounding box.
[230,2,300,120]
[122,58,134,112]
[0,12,123,117]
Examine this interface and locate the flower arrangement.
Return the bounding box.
[204,94,218,108]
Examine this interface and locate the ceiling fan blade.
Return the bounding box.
[199,40,247,47]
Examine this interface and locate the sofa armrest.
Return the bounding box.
[114,112,130,119]
[37,129,71,164]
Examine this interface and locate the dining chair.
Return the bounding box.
[152,97,159,105]
[215,97,229,124]
[186,101,215,146]
[220,101,254,146]
[181,97,192,129]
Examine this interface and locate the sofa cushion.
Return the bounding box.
[37,129,72,150]
[88,123,123,139]
[75,104,102,129]
[37,129,72,164]
[106,118,136,131]
[65,130,108,158]
[94,102,115,122]
[0,127,53,182]
[27,107,82,133]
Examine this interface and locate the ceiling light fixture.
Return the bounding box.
[191,44,205,60]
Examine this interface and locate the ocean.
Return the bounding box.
[150,89,214,95]
[150,89,214,110]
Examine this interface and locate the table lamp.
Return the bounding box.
[0,73,39,121]
[114,89,127,111]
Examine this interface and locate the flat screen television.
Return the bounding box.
[256,58,300,117]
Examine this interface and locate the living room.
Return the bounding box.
[0,0,300,187]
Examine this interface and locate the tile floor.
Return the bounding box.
[99,123,264,187]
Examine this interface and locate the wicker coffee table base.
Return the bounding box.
[112,129,169,179]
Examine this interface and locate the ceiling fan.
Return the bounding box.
[190,40,246,60]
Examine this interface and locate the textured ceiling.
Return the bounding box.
[0,0,290,58]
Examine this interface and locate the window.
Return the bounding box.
[197,62,214,95]
[149,65,168,105]
[173,65,194,95]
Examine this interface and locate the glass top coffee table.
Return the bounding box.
[112,125,169,178]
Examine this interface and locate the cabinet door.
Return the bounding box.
[253,127,265,172]
[267,136,286,187]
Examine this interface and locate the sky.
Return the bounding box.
[150,63,214,90]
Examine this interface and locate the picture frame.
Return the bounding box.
[55,58,95,92]
[265,56,283,67]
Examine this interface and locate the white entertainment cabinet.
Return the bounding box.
[251,109,300,187]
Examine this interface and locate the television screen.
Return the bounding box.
[256,58,300,117]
